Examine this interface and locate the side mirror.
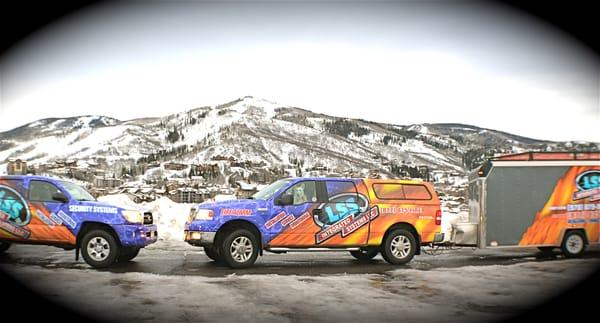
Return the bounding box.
[52,192,69,203]
[275,194,294,206]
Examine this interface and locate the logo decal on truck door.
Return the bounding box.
[313,193,379,244]
[0,184,31,238]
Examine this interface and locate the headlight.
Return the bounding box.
[193,209,214,220]
[122,210,144,224]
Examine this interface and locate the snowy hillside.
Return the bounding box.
[1,96,598,176]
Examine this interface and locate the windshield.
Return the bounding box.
[251,179,293,200]
[60,181,96,201]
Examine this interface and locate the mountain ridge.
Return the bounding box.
[1,97,597,176]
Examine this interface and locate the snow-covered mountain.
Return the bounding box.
[1,96,597,175]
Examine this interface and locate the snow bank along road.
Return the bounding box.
[1,242,598,323]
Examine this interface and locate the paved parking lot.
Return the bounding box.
[1,242,599,323]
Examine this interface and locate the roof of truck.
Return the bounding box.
[0,175,61,181]
[283,177,429,184]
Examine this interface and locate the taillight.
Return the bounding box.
[435,210,442,225]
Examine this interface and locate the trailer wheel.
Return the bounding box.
[561,231,586,258]
[350,248,379,261]
[0,241,11,254]
[81,229,119,268]
[380,229,417,265]
[220,228,259,268]
[204,246,223,262]
[117,247,140,262]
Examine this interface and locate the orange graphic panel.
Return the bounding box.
[519,166,600,246]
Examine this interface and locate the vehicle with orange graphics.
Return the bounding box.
[184,177,444,268]
[0,175,158,268]
[453,152,600,257]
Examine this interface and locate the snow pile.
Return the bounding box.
[440,210,469,242]
[213,194,236,202]
[98,194,192,241]
[142,197,193,241]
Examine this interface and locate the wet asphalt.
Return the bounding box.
[1,240,599,277]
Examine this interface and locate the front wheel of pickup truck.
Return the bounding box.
[220,229,259,269]
[204,246,222,262]
[81,229,119,268]
[0,241,11,254]
[118,247,140,262]
[381,229,417,265]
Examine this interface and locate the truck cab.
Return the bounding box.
[184,177,443,268]
[0,175,158,268]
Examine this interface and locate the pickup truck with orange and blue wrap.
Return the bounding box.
[184,177,443,268]
[0,175,157,268]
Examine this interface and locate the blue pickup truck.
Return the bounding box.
[0,175,158,268]
[185,177,443,268]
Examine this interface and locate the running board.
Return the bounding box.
[266,247,361,253]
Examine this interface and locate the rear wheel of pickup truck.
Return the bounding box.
[220,229,259,269]
[537,246,555,253]
[381,229,417,265]
[0,241,11,254]
[204,246,222,262]
[350,248,379,261]
[118,247,140,262]
[81,229,119,268]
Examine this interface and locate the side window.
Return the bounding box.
[402,185,432,200]
[318,181,360,226]
[29,181,62,202]
[373,183,405,199]
[372,183,432,200]
[282,181,318,205]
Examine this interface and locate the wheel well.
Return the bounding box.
[77,222,121,247]
[215,220,263,252]
[382,222,421,255]
[563,229,589,245]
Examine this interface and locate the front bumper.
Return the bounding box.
[184,230,216,247]
[114,224,158,247]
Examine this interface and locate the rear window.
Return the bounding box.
[372,183,432,200]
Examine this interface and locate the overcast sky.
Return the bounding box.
[0,1,598,142]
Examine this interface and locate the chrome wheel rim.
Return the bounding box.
[390,235,411,259]
[87,237,111,261]
[566,234,583,254]
[230,236,253,263]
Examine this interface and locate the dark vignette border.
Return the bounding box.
[0,1,598,323]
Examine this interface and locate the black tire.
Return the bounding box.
[561,231,586,258]
[537,246,555,253]
[350,248,379,261]
[118,247,140,262]
[0,241,11,254]
[380,228,417,265]
[81,229,120,268]
[204,246,222,262]
[219,228,259,269]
